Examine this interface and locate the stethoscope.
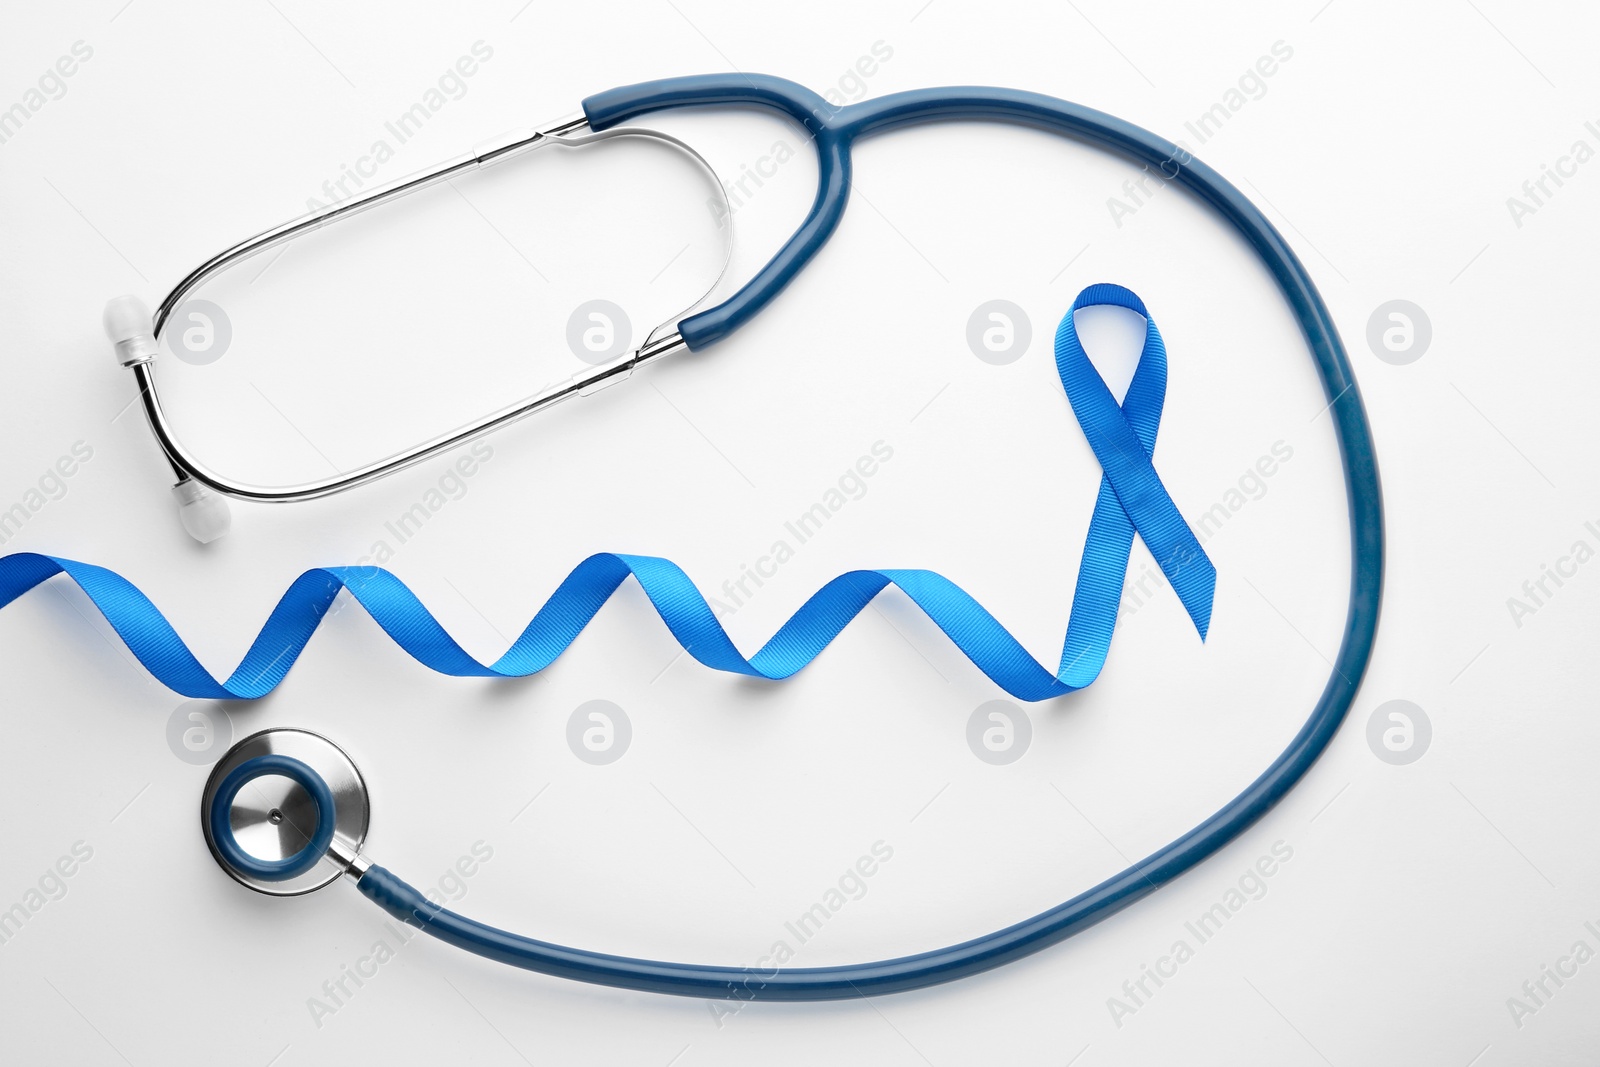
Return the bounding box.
[87,74,1382,1000]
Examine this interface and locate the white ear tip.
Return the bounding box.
[104,295,153,344]
[172,480,232,543]
[105,295,159,367]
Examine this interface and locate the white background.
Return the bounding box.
[1,1,1596,1064]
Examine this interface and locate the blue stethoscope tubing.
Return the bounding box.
[354,76,1383,1001]
[29,75,1382,1002]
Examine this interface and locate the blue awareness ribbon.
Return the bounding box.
[0,284,1213,702]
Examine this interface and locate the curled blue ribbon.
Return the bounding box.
[0,284,1213,701]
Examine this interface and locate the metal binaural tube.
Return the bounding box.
[122,110,732,514]
[132,330,687,503]
[153,112,589,336]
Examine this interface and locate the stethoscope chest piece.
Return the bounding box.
[201,728,369,896]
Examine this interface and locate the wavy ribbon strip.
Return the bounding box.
[0,284,1213,701]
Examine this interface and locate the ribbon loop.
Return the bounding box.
[1055,282,1217,663]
